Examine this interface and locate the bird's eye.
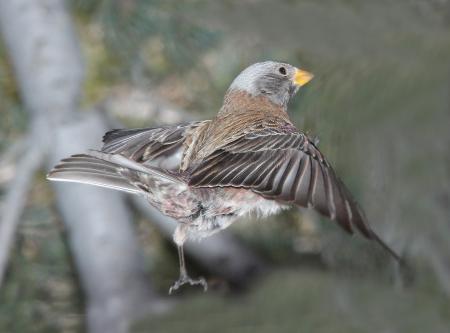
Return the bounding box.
[278,66,287,75]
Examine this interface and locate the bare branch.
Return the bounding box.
[1,1,168,331]
[0,137,27,185]
[0,135,45,287]
[50,111,171,332]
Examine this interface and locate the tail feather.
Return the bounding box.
[47,152,183,195]
[48,169,141,194]
[54,157,119,175]
[88,150,182,183]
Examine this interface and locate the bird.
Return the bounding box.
[47,61,401,294]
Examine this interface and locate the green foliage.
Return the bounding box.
[134,269,450,333]
[71,0,218,79]
[0,43,27,152]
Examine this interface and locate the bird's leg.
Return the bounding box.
[177,244,188,278]
[168,226,207,294]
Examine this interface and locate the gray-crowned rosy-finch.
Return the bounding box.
[48,61,400,294]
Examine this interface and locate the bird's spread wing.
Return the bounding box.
[48,123,200,192]
[188,128,400,260]
[102,121,206,162]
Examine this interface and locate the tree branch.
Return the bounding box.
[0,137,27,185]
[0,133,45,287]
[0,1,168,332]
[49,111,170,332]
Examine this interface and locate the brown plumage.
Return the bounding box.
[48,61,400,293]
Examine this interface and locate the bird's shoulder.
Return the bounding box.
[184,108,295,160]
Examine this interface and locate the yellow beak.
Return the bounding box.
[293,68,314,87]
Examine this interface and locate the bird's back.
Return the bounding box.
[183,91,295,168]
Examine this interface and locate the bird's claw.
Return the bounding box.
[168,275,208,295]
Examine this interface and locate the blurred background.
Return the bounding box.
[1,0,449,332]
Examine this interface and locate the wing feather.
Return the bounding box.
[101,121,205,162]
[294,155,311,206]
[188,129,400,261]
[311,160,329,216]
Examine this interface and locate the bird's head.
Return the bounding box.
[227,61,313,108]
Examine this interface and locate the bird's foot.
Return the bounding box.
[168,274,208,295]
